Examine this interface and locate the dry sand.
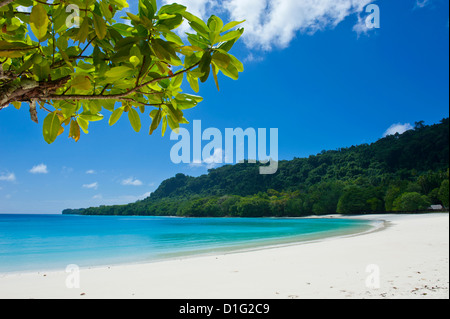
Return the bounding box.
[0,213,448,299]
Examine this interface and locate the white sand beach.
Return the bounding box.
[0,213,448,299]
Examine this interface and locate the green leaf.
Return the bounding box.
[126,12,141,24]
[0,41,36,58]
[129,55,141,67]
[109,107,125,126]
[32,61,50,81]
[105,66,134,81]
[80,113,104,122]
[139,0,156,19]
[217,62,239,80]
[43,112,61,144]
[218,38,239,52]
[100,1,114,20]
[167,114,180,133]
[153,39,182,65]
[17,55,35,73]
[183,12,210,38]
[77,117,89,134]
[159,3,186,15]
[162,116,168,136]
[212,63,220,92]
[75,18,90,43]
[199,52,212,83]
[186,33,210,49]
[221,20,245,33]
[208,15,224,33]
[69,120,81,142]
[215,49,244,72]
[110,0,129,8]
[30,4,49,42]
[186,72,199,93]
[93,13,107,40]
[149,109,162,135]
[164,31,184,46]
[212,51,231,69]
[165,103,183,122]
[71,75,92,91]
[128,108,142,132]
[219,29,244,43]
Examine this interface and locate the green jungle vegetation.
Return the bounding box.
[64,118,449,217]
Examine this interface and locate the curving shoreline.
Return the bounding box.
[0,213,448,299]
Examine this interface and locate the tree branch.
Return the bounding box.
[46,62,201,101]
[0,0,14,8]
[2,62,200,112]
[0,76,71,110]
[0,46,39,53]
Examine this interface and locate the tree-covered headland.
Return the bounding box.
[64,118,449,217]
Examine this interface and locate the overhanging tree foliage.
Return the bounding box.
[0,0,244,143]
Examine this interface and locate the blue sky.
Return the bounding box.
[0,0,448,214]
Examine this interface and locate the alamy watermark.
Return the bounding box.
[365,264,381,289]
[65,264,80,289]
[66,5,81,28]
[170,121,279,175]
[365,4,381,29]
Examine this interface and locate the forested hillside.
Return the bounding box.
[64,118,449,217]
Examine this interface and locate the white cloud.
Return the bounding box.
[190,148,225,169]
[122,177,143,186]
[204,148,225,168]
[415,0,431,8]
[0,172,16,182]
[383,123,414,137]
[29,164,48,174]
[83,182,99,190]
[164,0,374,50]
[353,12,371,36]
[233,0,374,49]
[86,170,96,175]
[92,194,103,200]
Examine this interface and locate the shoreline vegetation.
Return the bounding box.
[63,119,449,217]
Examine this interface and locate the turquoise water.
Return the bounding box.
[0,214,375,273]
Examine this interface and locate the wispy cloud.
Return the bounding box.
[82,182,99,190]
[121,177,143,186]
[86,170,96,175]
[29,164,48,174]
[189,148,225,169]
[415,0,431,9]
[383,123,414,137]
[0,172,16,182]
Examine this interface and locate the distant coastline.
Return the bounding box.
[63,119,449,218]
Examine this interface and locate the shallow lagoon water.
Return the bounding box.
[0,214,376,273]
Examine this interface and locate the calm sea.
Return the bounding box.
[0,214,376,273]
